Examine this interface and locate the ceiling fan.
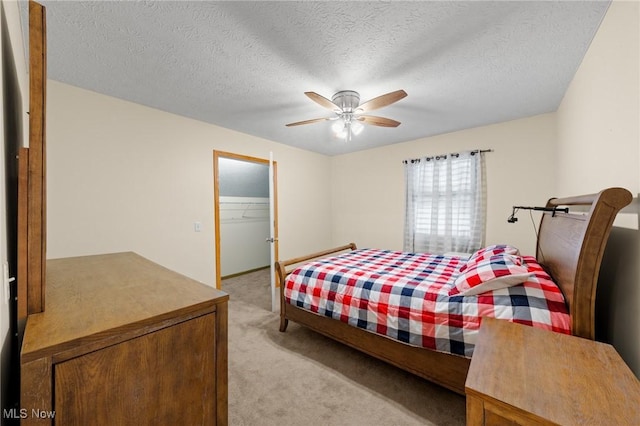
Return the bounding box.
[286,89,407,141]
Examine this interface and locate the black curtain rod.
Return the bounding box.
[402,149,493,164]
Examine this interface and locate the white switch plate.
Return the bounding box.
[3,262,9,304]
[194,221,202,232]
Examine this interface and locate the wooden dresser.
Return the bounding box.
[20,252,228,425]
[465,317,640,425]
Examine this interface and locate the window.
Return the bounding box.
[404,151,486,254]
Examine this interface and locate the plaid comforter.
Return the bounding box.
[284,249,570,357]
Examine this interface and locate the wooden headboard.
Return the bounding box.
[536,187,632,340]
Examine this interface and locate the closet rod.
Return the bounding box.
[219,201,269,204]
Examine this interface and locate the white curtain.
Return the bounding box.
[403,151,486,254]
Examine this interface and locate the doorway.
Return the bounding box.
[213,151,278,293]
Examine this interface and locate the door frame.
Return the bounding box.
[213,150,278,289]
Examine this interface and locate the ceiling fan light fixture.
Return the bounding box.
[332,120,348,139]
[351,120,364,135]
[287,89,406,140]
[336,130,348,140]
[332,114,363,140]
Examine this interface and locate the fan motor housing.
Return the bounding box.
[332,91,360,112]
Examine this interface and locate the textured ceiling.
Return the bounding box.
[24,1,611,156]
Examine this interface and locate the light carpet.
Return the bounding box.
[222,268,466,426]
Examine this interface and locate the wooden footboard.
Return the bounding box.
[274,242,470,395]
[275,243,356,332]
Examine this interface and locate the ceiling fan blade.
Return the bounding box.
[357,115,401,127]
[305,92,341,111]
[357,90,407,112]
[285,117,331,127]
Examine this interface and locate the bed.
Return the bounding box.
[275,187,632,395]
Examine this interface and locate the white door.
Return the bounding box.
[267,152,277,312]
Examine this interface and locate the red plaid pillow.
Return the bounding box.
[449,253,532,296]
[459,244,520,273]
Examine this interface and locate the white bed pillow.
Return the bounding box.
[449,253,532,296]
[459,244,521,273]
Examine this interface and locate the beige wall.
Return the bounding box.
[46,81,333,286]
[557,1,639,197]
[556,0,639,376]
[330,113,557,256]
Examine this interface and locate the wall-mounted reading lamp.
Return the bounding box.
[507,206,569,223]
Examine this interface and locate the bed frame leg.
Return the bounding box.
[279,317,288,332]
